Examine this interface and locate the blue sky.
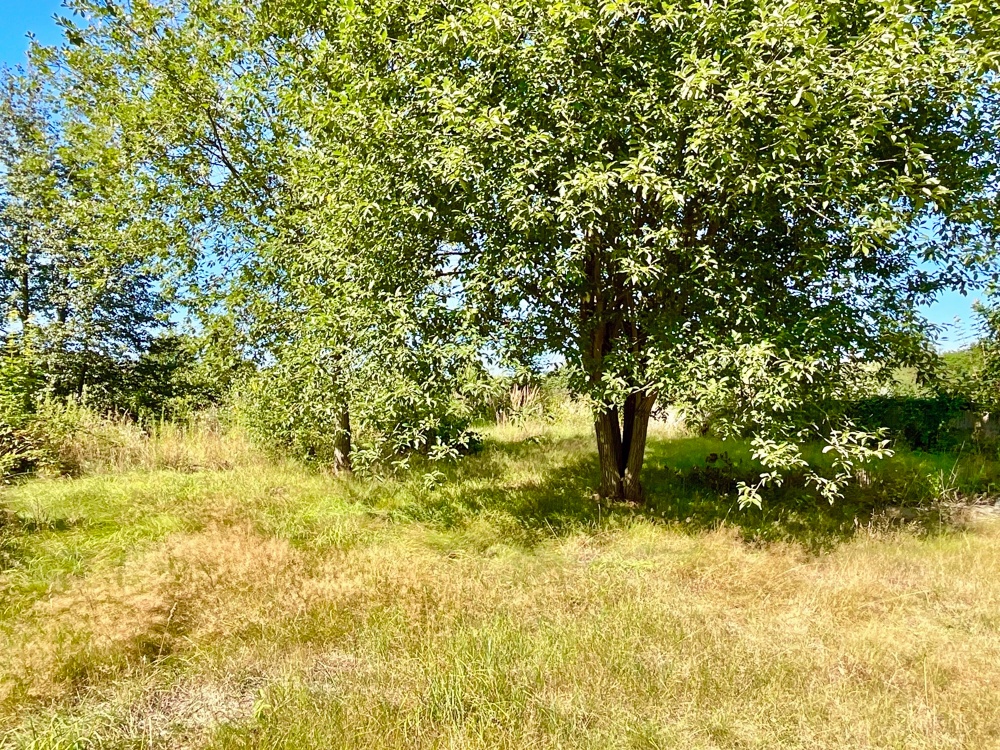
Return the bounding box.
[0,0,987,350]
[1,0,64,57]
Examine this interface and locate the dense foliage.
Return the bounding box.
[845,395,976,452]
[977,301,1000,408]
[1,0,999,502]
[253,0,1000,499]
[0,70,175,405]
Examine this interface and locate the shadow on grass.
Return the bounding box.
[387,434,964,552]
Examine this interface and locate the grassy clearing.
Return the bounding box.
[2,420,1000,749]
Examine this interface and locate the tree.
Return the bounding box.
[53,0,486,470]
[0,71,63,339]
[0,66,176,411]
[975,300,1000,408]
[266,0,1000,500]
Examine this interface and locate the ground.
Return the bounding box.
[1,420,1000,749]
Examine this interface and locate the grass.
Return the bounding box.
[2,417,1000,749]
[29,403,263,477]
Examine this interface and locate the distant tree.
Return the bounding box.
[0,68,171,408]
[270,0,1000,501]
[976,301,1000,408]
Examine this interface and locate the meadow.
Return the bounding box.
[3,2,1000,747]
[2,415,1000,749]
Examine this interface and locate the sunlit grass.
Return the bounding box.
[2,419,999,748]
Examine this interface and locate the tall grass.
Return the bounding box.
[1,417,999,749]
[20,401,264,477]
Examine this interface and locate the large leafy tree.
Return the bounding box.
[53,0,486,470]
[268,0,1000,500]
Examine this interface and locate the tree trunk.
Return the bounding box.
[594,391,657,502]
[18,268,30,327]
[622,392,656,502]
[595,407,624,499]
[76,361,89,399]
[16,233,31,327]
[333,404,353,475]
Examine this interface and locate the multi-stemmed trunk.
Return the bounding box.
[594,390,657,502]
[580,245,657,503]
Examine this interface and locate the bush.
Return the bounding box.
[1,329,252,481]
[236,364,353,466]
[237,361,482,472]
[977,302,1000,411]
[0,424,48,480]
[1,338,45,481]
[844,395,976,451]
[40,333,242,422]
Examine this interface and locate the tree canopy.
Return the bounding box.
[0,67,176,408]
[253,0,1000,498]
[9,0,998,497]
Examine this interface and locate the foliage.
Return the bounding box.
[0,68,172,397]
[0,63,220,449]
[844,395,977,452]
[0,336,45,480]
[14,0,1000,498]
[47,0,491,472]
[61,331,245,421]
[0,335,37,424]
[862,302,1000,457]
[236,310,486,473]
[976,300,1000,409]
[941,347,987,391]
[592,338,903,506]
[0,327,242,481]
[250,0,1000,499]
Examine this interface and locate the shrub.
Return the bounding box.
[844,395,976,452]
[235,364,354,466]
[238,368,482,472]
[0,424,49,480]
[977,302,1000,411]
[1,338,46,481]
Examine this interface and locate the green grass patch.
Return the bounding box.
[2,421,999,749]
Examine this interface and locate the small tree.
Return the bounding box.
[54,0,487,469]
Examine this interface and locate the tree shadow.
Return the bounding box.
[406,434,959,553]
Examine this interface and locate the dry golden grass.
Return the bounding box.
[33,402,264,476]
[2,422,1000,749]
